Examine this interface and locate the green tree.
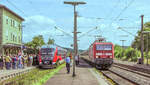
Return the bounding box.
[25,35,45,54]
[114,45,122,59]
[132,22,150,51]
[114,45,140,62]
[47,38,55,45]
[32,35,45,48]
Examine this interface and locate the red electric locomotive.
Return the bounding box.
[88,42,114,69]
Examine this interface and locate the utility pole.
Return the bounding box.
[64,1,86,77]
[140,15,144,64]
[146,34,149,65]
[142,31,150,65]
[120,40,126,58]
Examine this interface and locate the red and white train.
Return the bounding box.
[38,45,67,68]
[88,42,114,69]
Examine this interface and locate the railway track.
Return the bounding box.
[113,64,150,78]
[114,63,150,74]
[106,64,150,85]
[81,57,150,85]
[101,70,137,85]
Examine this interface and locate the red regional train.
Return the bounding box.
[38,45,67,68]
[88,42,114,69]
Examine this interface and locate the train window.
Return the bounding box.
[41,49,47,54]
[41,54,54,57]
[41,48,55,54]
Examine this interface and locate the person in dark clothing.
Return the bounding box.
[33,55,37,66]
[12,55,18,69]
[0,56,4,70]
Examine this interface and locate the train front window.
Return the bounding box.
[96,44,112,50]
[41,48,55,54]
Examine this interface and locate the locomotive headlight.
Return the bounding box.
[96,56,99,58]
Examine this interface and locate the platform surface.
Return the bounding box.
[44,59,109,85]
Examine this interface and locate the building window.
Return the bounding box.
[18,36,21,43]
[11,19,13,26]
[13,20,15,27]
[15,21,17,27]
[19,24,22,31]
[16,36,17,42]
[13,35,15,42]
[6,30,8,40]
[6,19,8,24]
[5,16,9,24]
[11,33,13,41]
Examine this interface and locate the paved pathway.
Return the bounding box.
[44,59,109,85]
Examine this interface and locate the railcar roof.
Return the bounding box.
[41,45,57,48]
[41,45,67,51]
[94,42,113,45]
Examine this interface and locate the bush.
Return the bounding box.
[115,45,140,62]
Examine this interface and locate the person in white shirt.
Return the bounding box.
[75,55,79,65]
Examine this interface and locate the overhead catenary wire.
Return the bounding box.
[78,26,98,38]
[105,0,121,19]
[54,26,73,38]
[112,0,135,22]
[108,0,135,28]
[118,27,137,37]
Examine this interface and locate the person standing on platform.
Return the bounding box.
[22,55,25,68]
[29,54,33,66]
[12,55,18,69]
[18,54,22,69]
[0,56,4,70]
[5,54,11,70]
[75,55,79,65]
[65,55,71,74]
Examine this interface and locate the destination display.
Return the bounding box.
[96,44,112,50]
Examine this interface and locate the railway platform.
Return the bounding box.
[0,67,35,82]
[44,59,109,85]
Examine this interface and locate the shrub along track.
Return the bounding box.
[0,64,65,85]
[81,57,150,85]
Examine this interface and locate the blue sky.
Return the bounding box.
[1,0,150,50]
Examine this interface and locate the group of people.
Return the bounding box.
[65,54,80,74]
[0,54,38,70]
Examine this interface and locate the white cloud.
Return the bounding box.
[23,15,73,48]
[23,15,57,42]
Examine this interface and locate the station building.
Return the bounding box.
[0,4,24,56]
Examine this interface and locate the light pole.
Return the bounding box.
[64,1,86,77]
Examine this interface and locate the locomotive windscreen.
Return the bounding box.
[41,48,55,54]
[96,44,112,50]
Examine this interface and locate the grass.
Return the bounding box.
[0,64,65,85]
[144,59,150,65]
[34,64,65,85]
